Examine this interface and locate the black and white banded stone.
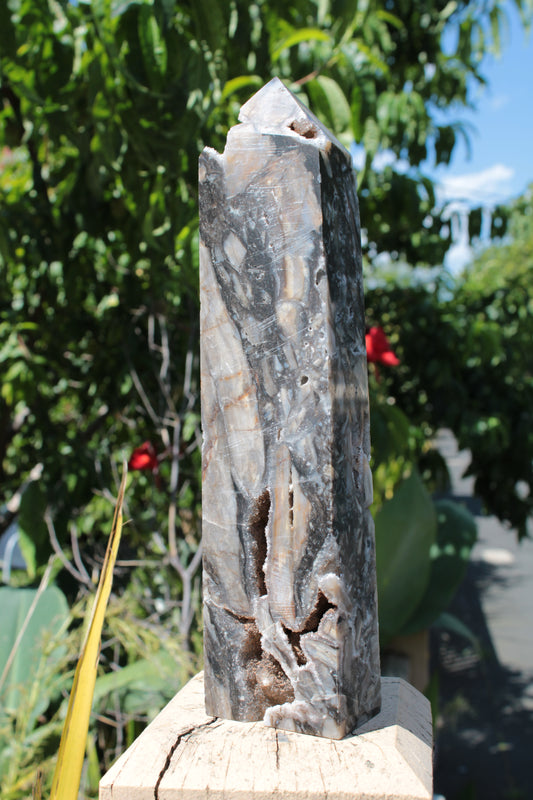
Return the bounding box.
[199,78,381,739]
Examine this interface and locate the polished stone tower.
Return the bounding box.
[199,78,380,739]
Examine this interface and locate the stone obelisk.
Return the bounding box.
[199,78,380,739]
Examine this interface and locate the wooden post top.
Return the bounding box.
[100,672,433,800]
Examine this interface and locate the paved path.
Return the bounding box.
[432,431,533,800]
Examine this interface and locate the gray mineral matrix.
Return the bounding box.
[199,78,381,739]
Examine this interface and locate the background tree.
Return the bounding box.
[0,0,530,638]
[366,185,533,536]
[0,0,530,631]
[1,0,532,793]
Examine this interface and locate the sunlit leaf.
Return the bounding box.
[50,466,127,800]
[271,27,332,61]
[307,75,351,137]
[376,9,404,29]
[221,74,263,100]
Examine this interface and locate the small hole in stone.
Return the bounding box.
[242,622,263,662]
[281,593,337,670]
[300,375,308,385]
[289,120,317,139]
[242,626,295,707]
[302,590,336,633]
[283,625,307,666]
[288,465,294,528]
[254,653,295,704]
[248,490,270,596]
[315,269,325,285]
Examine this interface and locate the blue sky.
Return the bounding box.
[434,3,532,269]
[436,2,533,207]
[352,3,532,270]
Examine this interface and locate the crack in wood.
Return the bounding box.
[153,718,217,799]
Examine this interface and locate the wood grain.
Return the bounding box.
[99,673,433,800]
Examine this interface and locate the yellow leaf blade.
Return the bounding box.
[50,466,127,800]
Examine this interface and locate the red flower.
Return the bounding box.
[128,441,159,472]
[365,327,399,366]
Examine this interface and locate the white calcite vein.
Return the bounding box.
[199,78,381,739]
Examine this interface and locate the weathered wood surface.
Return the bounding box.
[99,672,433,800]
[199,77,380,739]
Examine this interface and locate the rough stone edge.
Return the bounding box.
[99,673,432,800]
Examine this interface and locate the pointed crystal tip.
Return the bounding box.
[238,77,348,156]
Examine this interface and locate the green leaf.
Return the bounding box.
[353,40,389,74]
[375,469,436,644]
[440,1,459,22]
[376,89,395,132]
[271,27,332,61]
[376,9,404,30]
[221,75,263,100]
[93,651,181,714]
[489,5,504,54]
[0,585,69,714]
[370,400,412,468]
[433,612,480,650]
[190,0,227,53]
[401,500,477,634]
[350,83,364,142]
[307,75,351,138]
[138,4,167,89]
[182,411,200,442]
[17,482,51,578]
[106,0,146,16]
[363,116,381,159]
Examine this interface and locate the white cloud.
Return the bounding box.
[438,164,515,205]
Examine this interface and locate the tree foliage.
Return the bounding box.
[366,186,533,538]
[0,0,531,601]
